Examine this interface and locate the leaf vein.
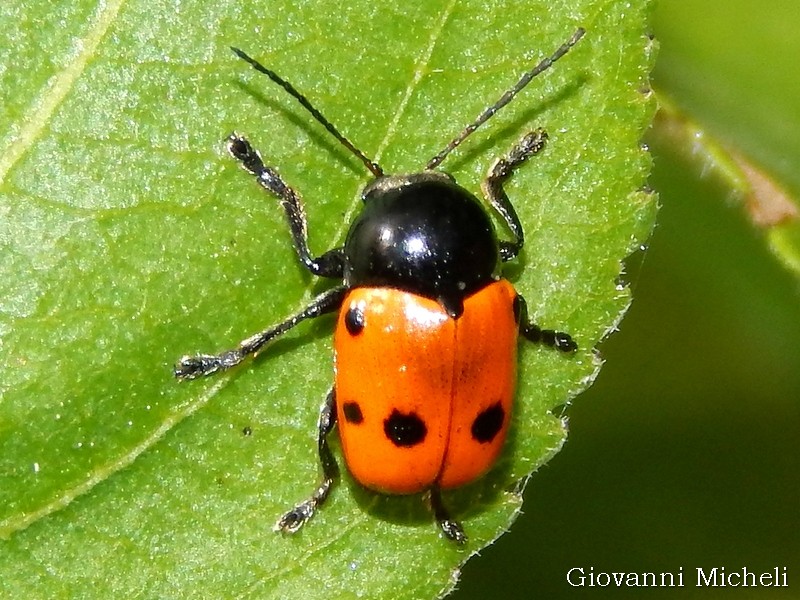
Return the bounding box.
[0,378,227,538]
[0,0,128,186]
[327,0,460,252]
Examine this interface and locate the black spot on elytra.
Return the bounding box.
[471,402,505,443]
[344,305,365,335]
[384,410,427,447]
[342,401,364,424]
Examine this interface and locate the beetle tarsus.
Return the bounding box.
[522,323,577,352]
[430,487,467,545]
[275,500,318,534]
[439,519,468,545]
[174,354,223,379]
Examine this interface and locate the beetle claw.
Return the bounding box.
[174,354,220,379]
[275,501,316,534]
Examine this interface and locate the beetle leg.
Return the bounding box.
[481,128,548,262]
[227,133,345,278]
[275,387,339,534]
[430,486,467,545]
[516,293,577,352]
[174,286,347,379]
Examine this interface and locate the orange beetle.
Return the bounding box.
[175,29,583,544]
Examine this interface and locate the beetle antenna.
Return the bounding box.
[426,27,585,170]
[231,47,385,178]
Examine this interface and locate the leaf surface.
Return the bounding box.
[0,0,655,597]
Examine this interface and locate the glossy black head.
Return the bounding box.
[343,172,500,318]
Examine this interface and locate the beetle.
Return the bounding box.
[175,27,584,544]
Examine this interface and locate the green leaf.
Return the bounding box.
[651,95,800,278]
[0,0,655,597]
[651,0,800,279]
